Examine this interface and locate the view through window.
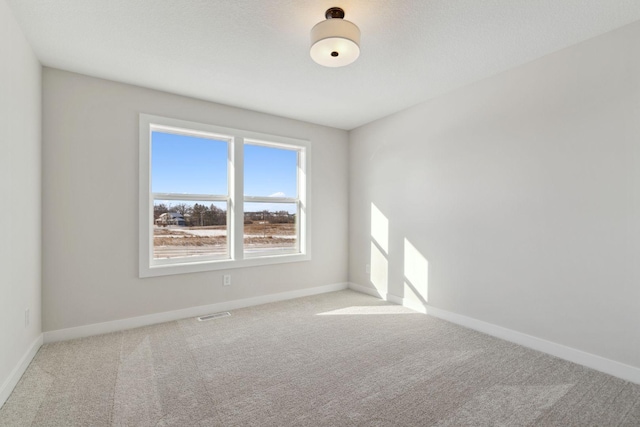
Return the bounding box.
[152,131,229,260]
[244,143,299,256]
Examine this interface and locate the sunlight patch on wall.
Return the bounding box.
[371,241,389,295]
[371,203,389,254]
[403,238,428,304]
[369,202,390,296]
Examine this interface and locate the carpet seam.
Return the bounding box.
[26,347,53,427]
[557,373,609,425]
[108,332,125,427]
[616,385,640,427]
[177,319,227,426]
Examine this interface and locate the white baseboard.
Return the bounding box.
[347,282,384,298]
[0,334,43,409]
[349,283,640,385]
[44,282,349,343]
[421,302,640,385]
[385,293,404,306]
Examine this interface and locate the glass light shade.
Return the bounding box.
[310,18,360,67]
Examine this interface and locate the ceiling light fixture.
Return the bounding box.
[310,7,360,67]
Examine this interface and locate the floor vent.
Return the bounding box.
[197,312,231,321]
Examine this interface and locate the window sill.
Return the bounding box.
[140,252,311,278]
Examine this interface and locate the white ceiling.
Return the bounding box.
[7,0,640,130]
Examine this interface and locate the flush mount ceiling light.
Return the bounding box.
[310,7,361,67]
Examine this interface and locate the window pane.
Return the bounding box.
[244,144,297,198]
[152,131,228,195]
[244,202,297,255]
[153,200,228,260]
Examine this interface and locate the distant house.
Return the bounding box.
[155,212,186,226]
[243,210,295,224]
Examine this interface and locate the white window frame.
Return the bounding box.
[139,114,311,278]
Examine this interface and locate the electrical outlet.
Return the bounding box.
[25,308,29,327]
[365,264,371,274]
[223,274,231,286]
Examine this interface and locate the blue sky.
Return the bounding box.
[152,131,297,211]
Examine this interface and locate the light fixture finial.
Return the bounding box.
[325,7,345,19]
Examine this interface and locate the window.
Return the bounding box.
[151,130,230,263]
[139,114,310,277]
[244,142,300,257]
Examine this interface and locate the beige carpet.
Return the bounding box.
[1,290,639,426]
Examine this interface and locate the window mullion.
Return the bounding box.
[231,137,244,261]
[299,148,308,255]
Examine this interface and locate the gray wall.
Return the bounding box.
[42,68,349,332]
[0,0,42,391]
[349,22,640,368]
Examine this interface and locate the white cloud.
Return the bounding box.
[269,192,286,197]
